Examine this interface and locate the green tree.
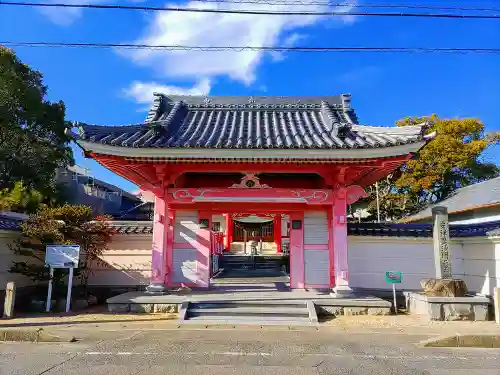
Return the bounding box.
[10,204,115,298]
[0,46,73,196]
[362,115,500,221]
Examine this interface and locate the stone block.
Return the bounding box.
[473,304,489,321]
[108,303,130,313]
[154,303,178,313]
[427,302,443,320]
[343,307,368,316]
[130,303,153,313]
[317,306,344,317]
[443,304,474,321]
[367,307,391,316]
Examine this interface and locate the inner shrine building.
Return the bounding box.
[74,94,432,296]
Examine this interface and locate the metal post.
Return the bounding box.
[375,181,381,223]
[495,287,500,325]
[392,283,397,314]
[46,267,54,312]
[65,268,74,313]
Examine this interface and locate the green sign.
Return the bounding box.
[385,271,402,284]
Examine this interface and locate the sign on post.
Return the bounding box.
[45,245,80,313]
[385,271,402,314]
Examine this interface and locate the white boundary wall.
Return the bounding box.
[1,229,499,296]
[349,236,500,296]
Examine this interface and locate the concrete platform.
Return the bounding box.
[106,283,392,317]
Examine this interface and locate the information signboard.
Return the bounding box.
[45,245,80,268]
[385,271,402,284]
[385,271,402,315]
[45,245,80,313]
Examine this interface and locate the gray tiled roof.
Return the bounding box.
[76,94,428,150]
[407,176,500,221]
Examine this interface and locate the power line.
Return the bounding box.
[2,1,500,19]
[3,41,500,54]
[187,0,500,12]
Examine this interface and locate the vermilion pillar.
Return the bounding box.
[274,215,282,253]
[331,187,353,297]
[226,215,233,252]
[224,214,231,251]
[148,192,169,292]
[289,212,304,289]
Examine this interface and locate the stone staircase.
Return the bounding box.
[220,254,284,271]
[180,300,318,325]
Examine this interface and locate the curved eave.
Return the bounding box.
[76,139,428,160]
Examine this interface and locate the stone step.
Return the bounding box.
[182,300,316,325]
[180,317,314,326]
[184,315,313,324]
[187,307,309,317]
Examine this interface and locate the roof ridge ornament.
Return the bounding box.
[203,97,212,106]
[145,93,167,123]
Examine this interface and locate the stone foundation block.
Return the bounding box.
[405,292,490,321]
[154,303,178,313]
[473,304,489,321]
[343,307,368,316]
[108,303,130,313]
[367,307,391,316]
[443,303,474,321]
[428,302,443,321]
[130,303,153,313]
[316,306,344,316]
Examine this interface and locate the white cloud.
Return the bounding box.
[124,79,211,105]
[39,0,107,26]
[123,0,358,85]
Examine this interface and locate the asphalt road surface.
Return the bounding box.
[1,327,500,375]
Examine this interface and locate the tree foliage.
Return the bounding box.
[10,204,115,297]
[0,46,73,195]
[362,115,500,221]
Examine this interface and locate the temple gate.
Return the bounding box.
[74,94,433,295]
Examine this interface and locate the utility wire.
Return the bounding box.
[3,41,500,54]
[1,1,500,19]
[186,0,500,12]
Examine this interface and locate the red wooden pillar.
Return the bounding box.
[226,215,233,252]
[148,191,169,292]
[224,214,231,251]
[274,215,282,253]
[289,212,304,289]
[331,187,353,297]
[196,211,211,288]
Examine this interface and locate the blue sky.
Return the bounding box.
[1,0,499,193]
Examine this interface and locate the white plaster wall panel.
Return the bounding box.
[347,237,484,292]
[348,237,436,290]
[304,212,328,245]
[171,248,198,284]
[304,249,329,286]
[87,234,153,286]
[0,231,36,290]
[174,211,198,243]
[460,240,500,296]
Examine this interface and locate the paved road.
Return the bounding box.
[1,327,500,375]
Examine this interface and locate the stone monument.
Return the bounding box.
[420,206,467,297]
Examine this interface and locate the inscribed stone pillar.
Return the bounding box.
[146,193,168,293]
[331,187,353,297]
[432,206,452,279]
[420,206,467,297]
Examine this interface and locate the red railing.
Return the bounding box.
[211,232,224,254]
